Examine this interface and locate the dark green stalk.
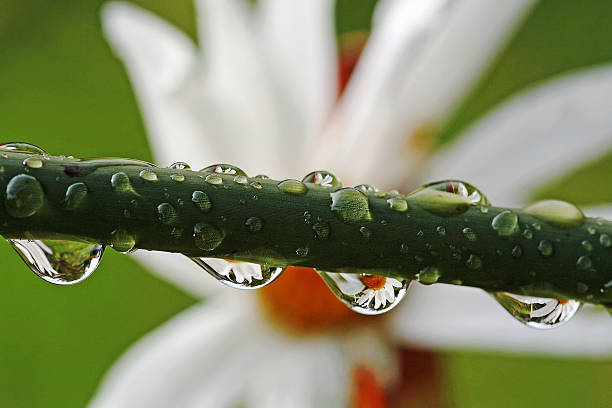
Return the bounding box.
[1,151,611,306]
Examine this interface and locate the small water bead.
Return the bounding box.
[9,239,105,285]
[587,226,597,235]
[233,175,248,185]
[495,249,503,256]
[278,179,308,195]
[205,174,223,185]
[157,203,178,225]
[250,181,263,190]
[168,161,191,170]
[532,222,542,231]
[492,292,581,329]
[303,211,313,224]
[330,188,372,223]
[355,184,378,193]
[111,172,135,193]
[110,229,136,253]
[576,282,589,294]
[5,174,44,218]
[479,205,489,214]
[512,245,523,258]
[537,240,553,257]
[416,230,424,238]
[170,174,185,182]
[245,216,263,233]
[581,240,593,252]
[524,200,585,228]
[522,229,533,240]
[193,222,224,251]
[436,226,446,236]
[23,157,43,169]
[0,142,47,155]
[302,170,341,188]
[170,227,183,239]
[490,210,519,238]
[465,254,482,270]
[63,182,88,210]
[317,271,408,315]
[576,255,592,271]
[139,169,158,182]
[417,266,440,285]
[190,257,284,289]
[312,221,330,240]
[360,226,372,239]
[462,227,477,241]
[191,190,212,213]
[296,247,309,257]
[201,164,246,176]
[387,197,408,212]
[599,233,611,248]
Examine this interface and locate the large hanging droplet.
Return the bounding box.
[302,170,341,188]
[330,188,372,223]
[317,271,408,315]
[523,200,585,228]
[190,257,284,289]
[5,174,45,218]
[407,180,488,216]
[200,164,247,176]
[492,292,581,329]
[0,142,47,155]
[9,239,105,285]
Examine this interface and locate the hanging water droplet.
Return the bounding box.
[599,233,611,248]
[233,175,248,185]
[111,172,135,193]
[278,179,308,195]
[191,190,212,213]
[312,221,330,239]
[9,239,104,285]
[63,182,87,210]
[355,184,378,193]
[245,216,263,233]
[492,292,581,329]
[156,202,178,225]
[139,169,158,182]
[524,200,585,228]
[407,180,488,216]
[109,229,136,253]
[491,210,519,237]
[576,255,592,271]
[387,197,408,212]
[465,254,482,270]
[537,240,553,257]
[417,266,440,285]
[168,161,191,170]
[462,227,477,241]
[318,271,408,315]
[512,245,523,258]
[190,257,284,289]
[200,164,246,176]
[581,240,593,252]
[522,229,533,240]
[5,174,44,218]
[301,170,341,188]
[170,174,185,182]
[193,222,224,251]
[23,157,43,169]
[359,226,372,239]
[330,188,372,223]
[205,174,223,185]
[0,142,47,155]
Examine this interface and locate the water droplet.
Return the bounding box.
[522,229,533,240]
[303,211,313,224]
[462,227,477,241]
[302,170,341,188]
[581,240,593,252]
[576,255,592,271]
[532,222,542,231]
[296,247,309,257]
[250,181,263,190]
[465,254,482,270]
[524,200,585,228]
[169,161,190,170]
[200,164,246,176]
[233,175,247,185]
[205,174,223,185]
[436,226,446,236]
[278,179,308,195]
[5,174,44,218]
[170,227,183,239]
[359,226,372,239]
[330,188,372,223]
[512,245,523,258]
[491,210,519,237]
[599,233,611,248]
[537,240,553,257]
[190,257,284,289]
[312,221,330,239]
[576,282,589,294]
[492,292,581,329]
[245,216,263,233]
[110,229,136,253]
[417,266,441,285]
[9,239,104,285]
[355,184,378,193]
[387,197,408,212]
[139,169,158,182]
[170,174,185,182]
[587,226,597,235]
[0,142,47,155]
[416,230,424,238]
[23,157,43,169]
[63,182,87,210]
[318,271,408,315]
[193,222,224,251]
[111,172,135,193]
[479,205,489,214]
[156,203,178,225]
[407,180,487,216]
[191,190,212,213]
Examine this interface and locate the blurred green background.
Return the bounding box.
[1,0,611,406]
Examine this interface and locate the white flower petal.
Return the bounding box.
[334,273,366,295]
[425,65,612,207]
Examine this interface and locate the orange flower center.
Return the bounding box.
[359,275,387,290]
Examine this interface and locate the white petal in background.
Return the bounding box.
[426,65,612,207]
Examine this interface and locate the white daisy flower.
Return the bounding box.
[313,171,334,187]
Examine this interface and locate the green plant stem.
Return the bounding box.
[0,151,611,306]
